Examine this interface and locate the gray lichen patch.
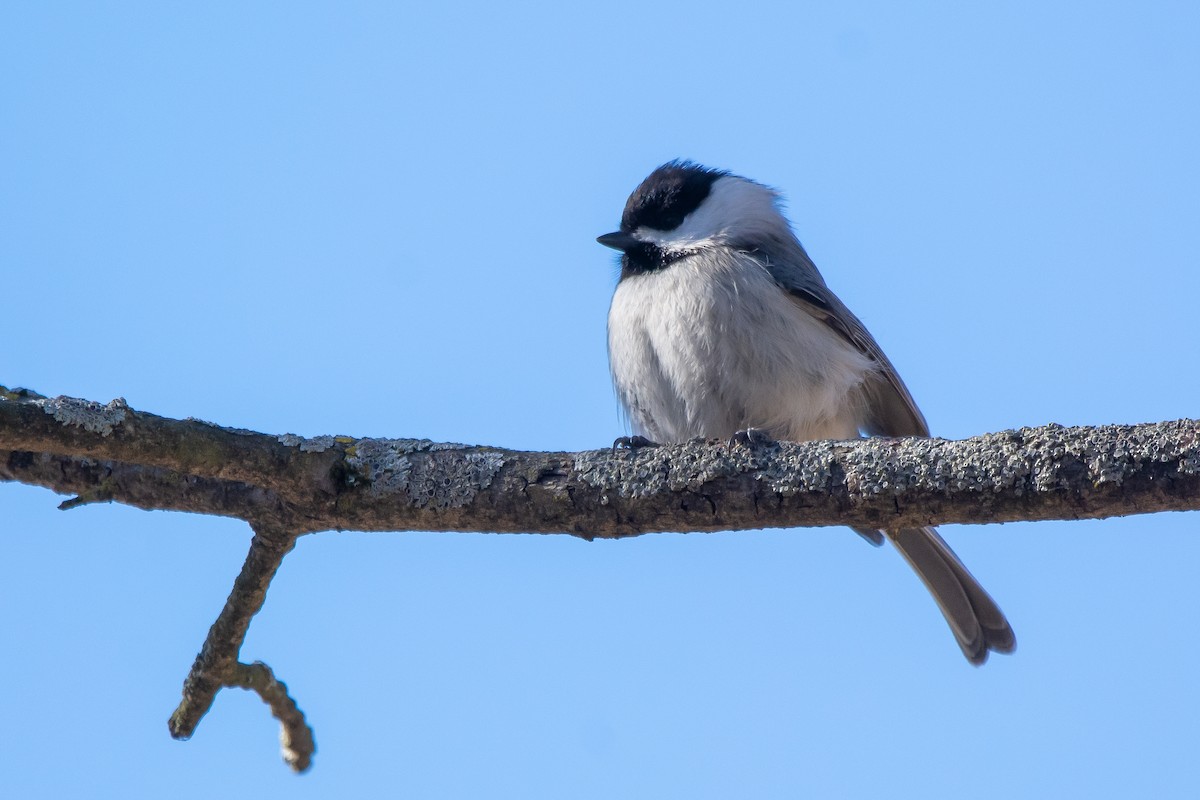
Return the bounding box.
[1073,420,1200,483]
[574,446,676,498]
[345,438,415,494]
[906,433,1032,495]
[40,396,129,436]
[838,430,1059,498]
[832,421,1200,501]
[754,440,839,496]
[402,451,507,508]
[345,438,505,507]
[575,439,840,500]
[276,434,338,453]
[991,422,1186,491]
[575,422,1200,512]
[427,441,473,451]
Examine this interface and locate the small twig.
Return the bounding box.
[58,478,116,510]
[168,525,297,744]
[228,661,316,773]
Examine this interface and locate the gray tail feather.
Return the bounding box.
[851,526,885,547]
[884,527,1016,665]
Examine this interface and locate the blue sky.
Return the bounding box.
[3,2,1199,797]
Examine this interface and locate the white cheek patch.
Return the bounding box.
[633,226,715,252]
[633,176,783,252]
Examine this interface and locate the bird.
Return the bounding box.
[598,160,1015,665]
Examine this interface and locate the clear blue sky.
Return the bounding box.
[3,2,1199,797]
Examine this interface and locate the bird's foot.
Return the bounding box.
[727,428,775,449]
[612,435,659,454]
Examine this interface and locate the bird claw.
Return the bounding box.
[727,428,774,449]
[612,435,658,453]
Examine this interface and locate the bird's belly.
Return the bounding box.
[607,257,874,443]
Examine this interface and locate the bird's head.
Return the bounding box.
[598,160,788,275]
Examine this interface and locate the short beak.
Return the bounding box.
[596,231,639,251]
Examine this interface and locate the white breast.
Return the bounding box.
[607,250,877,443]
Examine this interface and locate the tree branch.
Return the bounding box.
[166,524,314,772]
[167,526,291,726]
[226,661,316,773]
[5,384,1200,771]
[3,387,1199,537]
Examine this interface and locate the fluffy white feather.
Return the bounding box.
[608,245,876,442]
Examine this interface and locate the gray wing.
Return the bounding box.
[759,241,1016,663]
[758,238,929,438]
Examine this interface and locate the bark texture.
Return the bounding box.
[3,387,1199,537]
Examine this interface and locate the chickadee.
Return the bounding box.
[599,161,1014,665]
